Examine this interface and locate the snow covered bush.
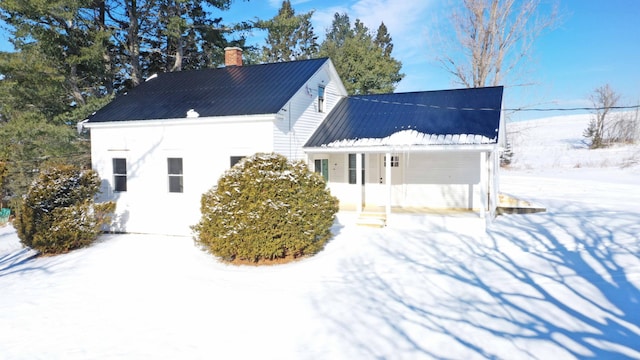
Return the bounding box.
[14,164,115,255]
[192,153,339,264]
[500,140,514,167]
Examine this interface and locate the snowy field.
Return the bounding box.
[1,114,639,359]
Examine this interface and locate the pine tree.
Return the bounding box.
[104,0,237,88]
[0,0,111,117]
[374,22,393,58]
[0,113,87,208]
[256,0,319,62]
[319,13,404,95]
[500,140,514,166]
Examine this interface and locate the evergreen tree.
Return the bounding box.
[324,13,350,47]
[0,0,245,102]
[0,0,111,117]
[500,140,514,166]
[0,49,69,121]
[319,13,403,95]
[102,0,237,89]
[375,22,393,58]
[159,0,236,72]
[99,0,151,89]
[0,113,88,208]
[256,0,318,62]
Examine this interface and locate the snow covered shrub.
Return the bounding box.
[500,140,514,167]
[14,164,115,255]
[193,153,339,263]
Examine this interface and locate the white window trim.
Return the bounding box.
[112,158,127,192]
[167,157,184,193]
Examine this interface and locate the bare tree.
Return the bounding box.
[607,108,639,145]
[583,84,621,149]
[439,0,557,88]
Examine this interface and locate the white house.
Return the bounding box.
[85,48,347,235]
[84,47,504,236]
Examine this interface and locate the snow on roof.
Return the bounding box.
[324,129,495,148]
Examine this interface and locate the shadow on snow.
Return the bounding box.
[315,205,640,359]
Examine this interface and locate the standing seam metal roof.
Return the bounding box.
[304,86,504,148]
[87,58,329,122]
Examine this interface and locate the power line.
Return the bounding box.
[3,88,638,120]
[505,105,640,112]
[343,93,640,113]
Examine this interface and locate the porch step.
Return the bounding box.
[497,193,546,215]
[356,212,387,228]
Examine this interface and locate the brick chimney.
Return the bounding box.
[224,47,243,67]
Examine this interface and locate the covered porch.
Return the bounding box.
[307,146,500,227]
[302,86,505,229]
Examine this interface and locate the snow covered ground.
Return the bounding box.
[1,114,639,359]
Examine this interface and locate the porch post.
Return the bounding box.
[479,151,487,219]
[356,152,363,214]
[385,152,392,219]
[489,149,498,217]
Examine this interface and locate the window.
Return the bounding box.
[168,158,183,193]
[348,153,365,185]
[318,85,325,113]
[384,155,400,167]
[112,158,127,192]
[230,156,245,168]
[314,159,329,181]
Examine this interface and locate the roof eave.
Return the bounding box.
[84,113,277,128]
[304,143,499,153]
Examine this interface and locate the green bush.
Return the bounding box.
[14,164,115,255]
[193,153,339,263]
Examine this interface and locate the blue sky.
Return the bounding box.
[1,0,638,121]
[223,0,640,121]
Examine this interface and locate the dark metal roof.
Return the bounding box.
[304,86,504,147]
[87,58,329,122]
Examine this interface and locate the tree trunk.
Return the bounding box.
[68,64,86,106]
[96,0,114,95]
[126,0,142,87]
[170,38,183,72]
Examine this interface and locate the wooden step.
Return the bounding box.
[497,193,546,214]
[356,212,387,228]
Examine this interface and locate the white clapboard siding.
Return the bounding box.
[273,61,346,161]
[403,152,482,208]
[90,117,276,235]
